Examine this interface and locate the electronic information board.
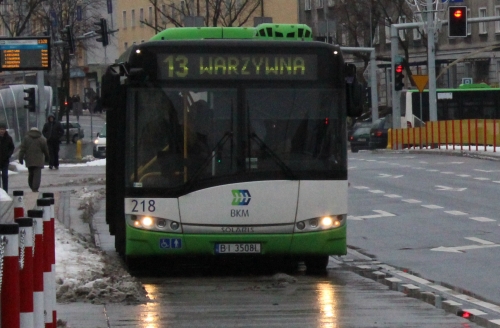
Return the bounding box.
[0,37,50,71]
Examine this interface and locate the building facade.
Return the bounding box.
[299,0,500,108]
[114,0,299,56]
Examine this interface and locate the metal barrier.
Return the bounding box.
[0,191,57,328]
[389,119,499,151]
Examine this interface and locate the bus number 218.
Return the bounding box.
[131,200,156,213]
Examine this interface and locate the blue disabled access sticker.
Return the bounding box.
[159,238,182,249]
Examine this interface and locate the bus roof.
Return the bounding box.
[150,24,313,41]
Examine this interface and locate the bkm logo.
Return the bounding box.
[232,189,251,206]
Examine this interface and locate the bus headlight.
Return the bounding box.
[141,216,154,227]
[128,215,182,233]
[294,215,345,233]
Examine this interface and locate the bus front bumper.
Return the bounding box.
[125,225,347,257]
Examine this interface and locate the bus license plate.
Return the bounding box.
[215,243,261,254]
[357,138,366,141]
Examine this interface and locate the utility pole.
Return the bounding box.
[426,0,437,122]
[62,47,70,144]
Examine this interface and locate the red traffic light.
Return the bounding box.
[395,65,404,74]
[452,9,464,19]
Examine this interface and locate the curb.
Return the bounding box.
[336,248,500,328]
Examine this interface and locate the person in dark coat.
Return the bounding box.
[18,127,50,192]
[42,114,64,169]
[0,122,14,193]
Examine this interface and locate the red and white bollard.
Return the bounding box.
[13,190,25,219]
[17,218,34,328]
[1,223,21,328]
[38,198,54,328]
[41,193,56,327]
[28,209,44,328]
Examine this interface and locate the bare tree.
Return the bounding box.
[0,0,46,37]
[334,0,420,84]
[144,0,263,33]
[374,0,419,82]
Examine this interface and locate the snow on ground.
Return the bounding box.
[55,186,148,304]
[55,219,148,304]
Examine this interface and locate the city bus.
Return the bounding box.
[101,24,362,271]
[401,83,500,127]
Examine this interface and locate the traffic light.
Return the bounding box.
[24,88,36,112]
[64,25,76,55]
[95,18,109,47]
[394,64,404,91]
[449,6,467,37]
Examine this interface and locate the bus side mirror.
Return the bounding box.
[101,64,127,111]
[345,63,363,118]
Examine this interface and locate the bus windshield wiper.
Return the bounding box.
[249,132,296,179]
[184,131,233,188]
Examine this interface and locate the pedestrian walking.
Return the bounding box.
[18,127,50,192]
[42,114,64,169]
[0,122,14,193]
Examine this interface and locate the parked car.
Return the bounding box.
[369,116,391,150]
[93,124,106,158]
[60,121,84,143]
[349,126,372,153]
[348,120,371,140]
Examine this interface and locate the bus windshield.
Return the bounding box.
[126,86,345,190]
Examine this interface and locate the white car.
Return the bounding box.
[93,124,106,158]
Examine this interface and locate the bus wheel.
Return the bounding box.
[305,255,329,272]
[126,256,146,273]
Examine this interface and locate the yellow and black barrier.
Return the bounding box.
[388,119,499,152]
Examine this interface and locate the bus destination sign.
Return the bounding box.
[0,37,50,71]
[158,54,317,80]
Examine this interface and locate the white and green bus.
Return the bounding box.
[401,83,500,128]
[101,24,362,271]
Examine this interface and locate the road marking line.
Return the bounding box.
[427,169,439,172]
[465,237,495,245]
[457,174,471,177]
[378,173,403,178]
[431,244,500,252]
[474,169,500,173]
[431,237,500,252]
[440,171,455,174]
[474,177,490,181]
[444,210,467,216]
[384,194,402,198]
[435,185,467,191]
[421,205,444,209]
[470,217,496,222]
[402,199,421,203]
[493,181,500,184]
[352,186,369,189]
[368,190,384,193]
[347,210,396,220]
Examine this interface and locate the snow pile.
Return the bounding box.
[55,188,149,304]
